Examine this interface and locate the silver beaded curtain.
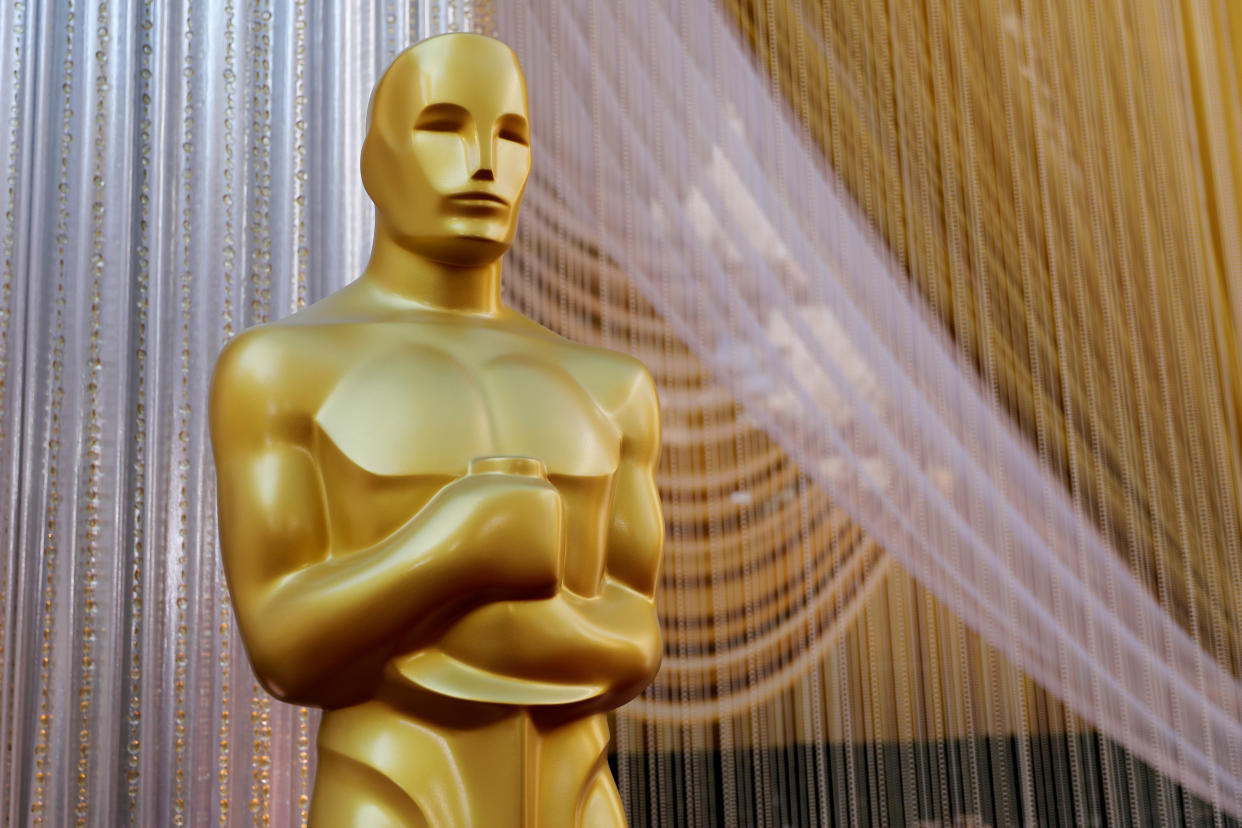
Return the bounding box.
[0,1,486,824]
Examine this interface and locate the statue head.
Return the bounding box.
[362,33,531,268]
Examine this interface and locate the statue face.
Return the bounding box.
[363,34,531,267]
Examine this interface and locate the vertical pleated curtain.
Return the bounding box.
[2,0,1241,826]
[0,2,420,823]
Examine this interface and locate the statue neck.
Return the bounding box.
[361,225,503,317]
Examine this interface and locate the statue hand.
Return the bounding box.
[432,469,564,599]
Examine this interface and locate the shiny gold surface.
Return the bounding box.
[209,33,662,827]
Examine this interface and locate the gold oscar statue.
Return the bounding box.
[209,33,663,827]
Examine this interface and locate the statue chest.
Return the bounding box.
[314,340,620,475]
[310,342,621,591]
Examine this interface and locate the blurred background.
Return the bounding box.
[2,0,1241,825]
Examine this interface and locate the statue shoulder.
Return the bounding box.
[497,310,655,401]
[565,345,659,446]
[611,356,659,450]
[209,324,337,448]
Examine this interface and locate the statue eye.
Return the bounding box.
[416,119,462,133]
[414,104,470,133]
[496,115,530,146]
[499,128,529,146]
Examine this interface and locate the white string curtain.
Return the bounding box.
[496,0,1242,819]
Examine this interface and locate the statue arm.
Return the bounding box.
[209,333,562,706]
[434,364,664,712]
[589,363,665,706]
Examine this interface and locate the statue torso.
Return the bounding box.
[228,296,645,824]
[241,305,639,827]
[303,314,625,600]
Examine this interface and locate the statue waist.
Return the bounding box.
[317,700,614,827]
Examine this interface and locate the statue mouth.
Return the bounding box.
[448,191,508,208]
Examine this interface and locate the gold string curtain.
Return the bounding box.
[511,171,1075,828]
[717,0,1242,673]
[503,0,1242,824]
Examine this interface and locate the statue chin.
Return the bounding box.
[408,233,512,268]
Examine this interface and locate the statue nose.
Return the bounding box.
[472,129,495,181]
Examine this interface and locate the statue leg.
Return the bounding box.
[533,714,626,827]
[308,746,429,828]
[315,700,524,826]
[578,760,627,827]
